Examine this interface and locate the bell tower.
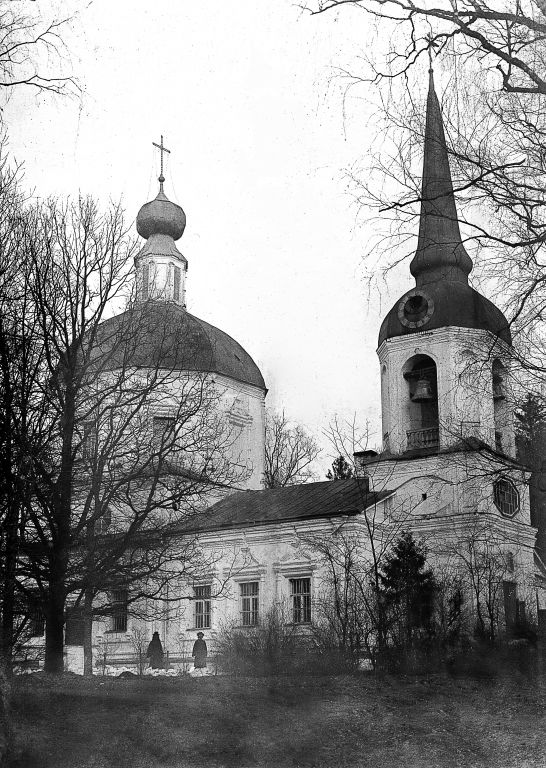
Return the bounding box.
[377,71,514,458]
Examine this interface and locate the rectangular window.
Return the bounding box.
[173,266,181,302]
[111,589,128,633]
[153,416,175,447]
[29,607,45,638]
[240,582,259,626]
[65,607,84,646]
[142,263,150,300]
[82,421,97,460]
[290,578,311,624]
[495,431,503,453]
[194,585,211,629]
[96,507,112,534]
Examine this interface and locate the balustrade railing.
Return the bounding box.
[406,426,439,450]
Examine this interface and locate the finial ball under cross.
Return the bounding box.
[152,135,171,183]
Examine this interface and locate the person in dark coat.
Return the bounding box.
[192,632,207,668]
[146,631,164,669]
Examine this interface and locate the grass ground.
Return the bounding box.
[9,671,546,768]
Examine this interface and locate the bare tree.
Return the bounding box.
[307,0,546,95]
[0,2,75,103]
[0,196,248,675]
[303,0,546,381]
[263,409,321,488]
[436,519,515,643]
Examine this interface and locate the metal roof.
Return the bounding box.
[95,302,266,390]
[190,478,392,532]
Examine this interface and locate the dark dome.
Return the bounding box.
[136,189,186,241]
[378,281,511,347]
[95,303,266,390]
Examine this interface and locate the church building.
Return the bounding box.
[60,75,546,673]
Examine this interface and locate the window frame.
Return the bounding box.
[142,262,150,300]
[289,577,312,624]
[82,420,97,460]
[194,585,212,629]
[173,265,181,302]
[240,581,259,627]
[152,415,176,448]
[110,588,128,633]
[493,477,520,518]
[28,606,45,638]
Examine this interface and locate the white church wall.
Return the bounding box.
[79,481,540,675]
[357,450,538,625]
[214,374,266,490]
[378,328,514,456]
[85,513,386,672]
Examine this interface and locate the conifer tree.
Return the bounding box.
[379,531,435,649]
[326,455,353,481]
[515,393,546,561]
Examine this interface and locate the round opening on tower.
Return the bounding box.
[397,289,435,329]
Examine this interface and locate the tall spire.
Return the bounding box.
[410,69,473,286]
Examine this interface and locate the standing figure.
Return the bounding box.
[146,631,164,669]
[192,632,207,668]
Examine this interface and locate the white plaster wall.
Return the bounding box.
[94,368,265,494]
[357,451,537,603]
[215,374,266,490]
[80,477,541,673]
[378,328,514,455]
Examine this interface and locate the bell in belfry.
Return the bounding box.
[412,377,434,402]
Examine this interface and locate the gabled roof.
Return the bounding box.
[190,478,392,532]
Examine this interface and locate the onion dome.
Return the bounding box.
[378,70,511,347]
[136,182,186,241]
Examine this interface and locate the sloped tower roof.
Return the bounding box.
[378,71,511,346]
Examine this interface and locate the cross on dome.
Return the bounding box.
[152,134,171,187]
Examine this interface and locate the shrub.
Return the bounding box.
[215,606,302,675]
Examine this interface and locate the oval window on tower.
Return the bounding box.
[493,477,520,518]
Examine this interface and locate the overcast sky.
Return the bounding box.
[6,0,419,472]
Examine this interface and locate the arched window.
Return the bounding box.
[173,265,181,302]
[492,359,508,452]
[403,354,439,450]
[142,262,150,300]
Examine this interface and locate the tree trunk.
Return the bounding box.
[83,589,94,676]
[0,660,12,768]
[44,577,66,674]
[0,322,18,672]
[44,381,75,675]
[1,495,19,673]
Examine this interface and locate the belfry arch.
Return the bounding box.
[402,354,439,450]
[492,358,510,454]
